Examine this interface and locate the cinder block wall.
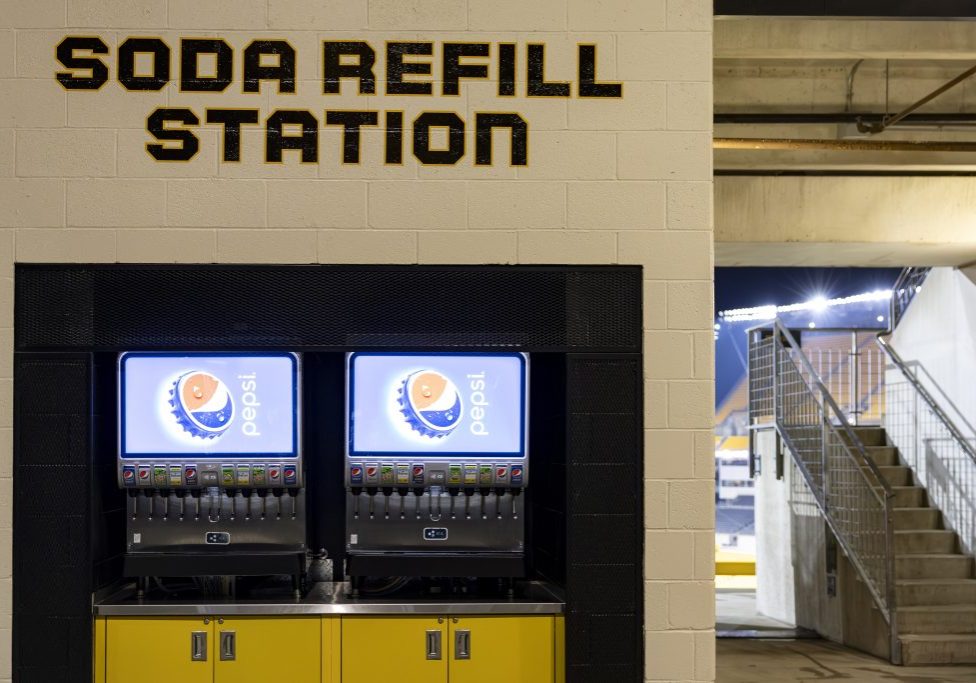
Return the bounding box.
[0,1,714,680]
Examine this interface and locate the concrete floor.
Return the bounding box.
[717,588,808,638]
[718,639,976,682]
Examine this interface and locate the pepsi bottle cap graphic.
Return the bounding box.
[169,371,235,439]
[398,370,463,438]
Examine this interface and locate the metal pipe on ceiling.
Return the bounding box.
[714,137,976,152]
[857,63,976,134]
[714,113,976,125]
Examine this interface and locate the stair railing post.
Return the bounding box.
[772,331,780,424]
[850,330,860,425]
[821,388,829,508]
[885,490,900,664]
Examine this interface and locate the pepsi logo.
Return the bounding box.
[366,466,378,477]
[512,467,522,476]
[284,467,296,476]
[123,470,134,480]
[138,470,150,480]
[496,467,507,477]
[398,370,462,438]
[169,371,235,439]
[351,467,362,476]
[185,468,196,477]
[413,466,424,476]
[269,468,280,477]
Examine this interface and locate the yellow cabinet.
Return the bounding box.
[342,616,448,683]
[449,616,555,683]
[342,615,560,683]
[99,616,329,683]
[104,616,214,683]
[214,617,322,683]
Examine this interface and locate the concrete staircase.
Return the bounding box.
[852,426,976,665]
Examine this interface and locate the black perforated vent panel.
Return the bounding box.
[16,265,641,352]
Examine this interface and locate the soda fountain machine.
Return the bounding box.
[118,352,306,582]
[344,352,529,579]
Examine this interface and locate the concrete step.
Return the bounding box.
[863,465,912,486]
[842,426,887,447]
[900,605,976,635]
[898,579,976,606]
[864,446,900,467]
[896,530,958,555]
[897,554,973,580]
[883,486,927,507]
[894,507,942,530]
[900,634,976,665]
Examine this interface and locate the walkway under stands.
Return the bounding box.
[717,640,976,682]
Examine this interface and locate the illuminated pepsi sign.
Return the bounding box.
[119,352,299,459]
[348,352,527,458]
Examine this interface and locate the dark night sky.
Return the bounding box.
[714,267,902,313]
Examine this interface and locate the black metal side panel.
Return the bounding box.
[15,265,642,353]
[565,355,643,683]
[715,0,976,16]
[13,354,94,683]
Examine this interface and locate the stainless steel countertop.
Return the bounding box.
[94,581,565,616]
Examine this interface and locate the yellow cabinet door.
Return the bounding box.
[105,617,214,683]
[342,616,448,683]
[449,616,555,683]
[213,617,321,683]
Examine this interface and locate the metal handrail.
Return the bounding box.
[774,323,894,500]
[876,335,976,469]
[749,318,898,661]
[879,265,976,467]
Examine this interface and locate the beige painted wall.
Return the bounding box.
[0,2,715,681]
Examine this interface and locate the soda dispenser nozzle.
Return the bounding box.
[226,489,238,521]
[242,488,253,520]
[494,488,508,520]
[397,487,408,519]
[479,488,491,519]
[413,487,424,519]
[272,488,283,520]
[382,488,393,519]
[288,488,298,519]
[448,487,459,519]
[257,489,267,519]
[128,489,138,520]
[351,487,362,520]
[367,489,376,520]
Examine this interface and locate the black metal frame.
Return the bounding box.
[13,263,645,683]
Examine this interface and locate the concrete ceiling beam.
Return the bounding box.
[715,19,976,60]
[715,175,976,266]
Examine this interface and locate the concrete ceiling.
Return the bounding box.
[715,17,976,267]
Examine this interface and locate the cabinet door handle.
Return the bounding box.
[220,631,236,661]
[425,629,442,660]
[454,629,471,660]
[191,631,208,661]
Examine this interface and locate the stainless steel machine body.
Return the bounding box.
[344,352,528,576]
[118,352,306,576]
